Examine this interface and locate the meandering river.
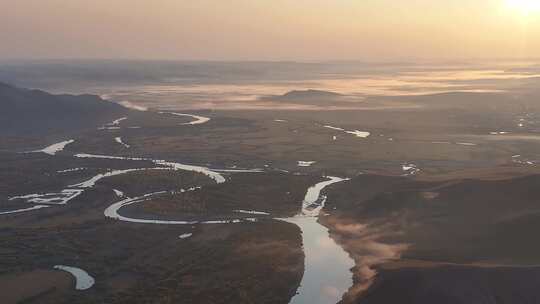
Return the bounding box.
[284,177,354,304]
[6,113,356,303]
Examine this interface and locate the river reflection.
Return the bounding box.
[283,176,354,304]
[285,216,354,304]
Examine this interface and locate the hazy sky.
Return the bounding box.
[1,0,539,61]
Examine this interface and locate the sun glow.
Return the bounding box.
[506,0,540,14]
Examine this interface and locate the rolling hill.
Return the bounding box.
[0,82,127,136]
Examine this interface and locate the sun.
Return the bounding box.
[505,0,540,14]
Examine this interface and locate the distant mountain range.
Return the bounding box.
[275,89,342,99]
[0,82,127,136]
[260,89,345,105]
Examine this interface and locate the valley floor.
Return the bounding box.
[3,97,540,304]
